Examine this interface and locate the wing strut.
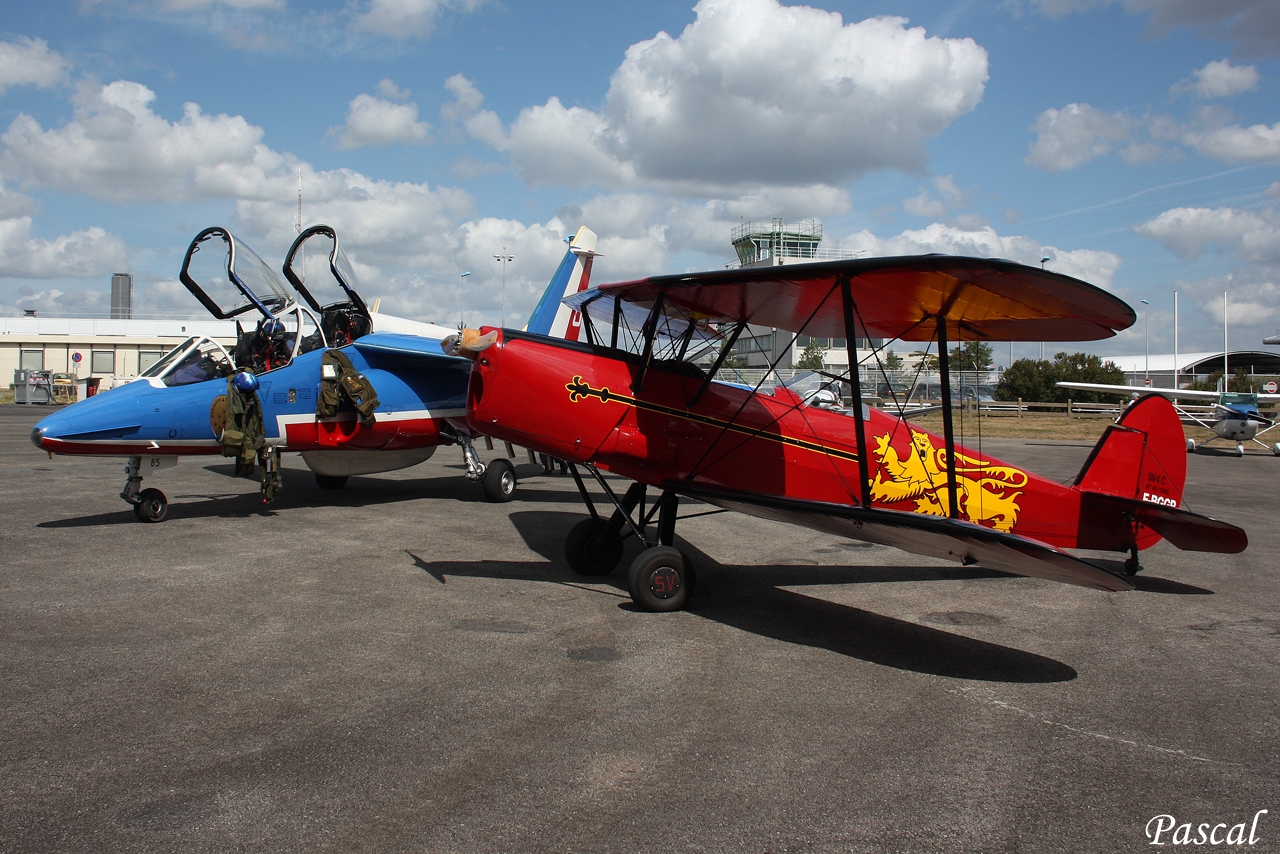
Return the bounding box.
[935,316,959,518]
[691,321,745,407]
[839,278,872,506]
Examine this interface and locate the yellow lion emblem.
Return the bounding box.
[869,431,1028,532]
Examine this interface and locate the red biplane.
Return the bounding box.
[452,256,1247,612]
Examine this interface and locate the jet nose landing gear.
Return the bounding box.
[121,456,172,523]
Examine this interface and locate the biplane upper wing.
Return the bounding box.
[668,481,1135,592]
[566,255,1135,342]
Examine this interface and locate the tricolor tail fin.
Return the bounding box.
[523,226,598,341]
[1075,394,1246,553]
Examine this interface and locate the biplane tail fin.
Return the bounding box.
[1074,393,1188,505]
[1073,394,1247,553]
[523,226,598,341]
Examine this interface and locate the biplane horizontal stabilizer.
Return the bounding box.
[1081,493,1248,554]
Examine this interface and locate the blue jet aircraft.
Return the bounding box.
[31,225,600,520]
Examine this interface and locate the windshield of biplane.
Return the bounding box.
[179,227,293,320]
[564,288,723,361]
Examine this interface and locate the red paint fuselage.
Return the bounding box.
[467,331,1181,553]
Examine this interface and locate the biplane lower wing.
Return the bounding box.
[668,481,1135,592]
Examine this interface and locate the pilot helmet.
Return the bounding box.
[233,370,260,392]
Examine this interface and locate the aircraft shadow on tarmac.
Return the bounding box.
[407,509,1093,684]
[35,464,586,528]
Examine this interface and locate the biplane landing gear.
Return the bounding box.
[1124,546,1142,576]
[565,468,696,612]
[564,517,624,576]
[121,456,168,523]
[628,546,695,612]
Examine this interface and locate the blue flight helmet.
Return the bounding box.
[233,370,260,392]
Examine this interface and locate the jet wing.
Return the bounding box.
[1056,382,1220,400]
[351,333,471,364]
[566,255,1134,342]
[1057,382,1280,406]
[666,481,1135,592]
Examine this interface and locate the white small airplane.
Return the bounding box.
[1056,381,1280,456]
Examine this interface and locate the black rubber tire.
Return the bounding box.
[626,546,695,612]
[564,517,624,576]
[315,474,348,490]
[133,488,168,523]
[482,458,517,502]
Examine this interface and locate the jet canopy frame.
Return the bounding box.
[282,224,373,346]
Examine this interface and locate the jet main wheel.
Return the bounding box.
[482,458,517,502]
[564,517,624,576]
[627,546,695,612]
[315,474,348,490]
[133,488,168,523]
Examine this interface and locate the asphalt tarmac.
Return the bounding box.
[1,403,1277,853]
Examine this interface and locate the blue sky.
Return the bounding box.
[0,0,1277,362]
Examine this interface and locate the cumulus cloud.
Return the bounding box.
[352,0,484,40]
[0,216,128,279]
[447,0,988,198]
[1135,205,1280,263]
[1174,59,1260,98]
[1025,103,1142,171]
[1183,120,1280,163]
[837,222,1123,289]
[1,79,294,203]
[327,92,432,149]
[0,37,70,96]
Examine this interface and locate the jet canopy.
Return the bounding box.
[282,224,372,346]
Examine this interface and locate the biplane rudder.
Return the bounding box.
[523,226,598,341]
[1073,393,1188,507]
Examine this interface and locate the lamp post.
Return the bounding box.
[459,271,471,328]
[1141,299,1149,384]
[494,249,513,328]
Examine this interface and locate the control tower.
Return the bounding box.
[731,219,823,267]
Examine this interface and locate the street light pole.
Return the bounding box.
[1141,299,1149,384]
[459,271,471,328]
[494,249,513,328]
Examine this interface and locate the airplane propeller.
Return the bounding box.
[441,328,499,358]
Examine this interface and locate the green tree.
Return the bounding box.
[797,339,825,370]
[949,341,994,372]
[909,350,939,371]
[994,352,1126,403]
[882,350,904,372]
[1189,369,1256,393]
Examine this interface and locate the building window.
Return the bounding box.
[138,351,163,373]
[91,350,115,374]
[20,350,43,371]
